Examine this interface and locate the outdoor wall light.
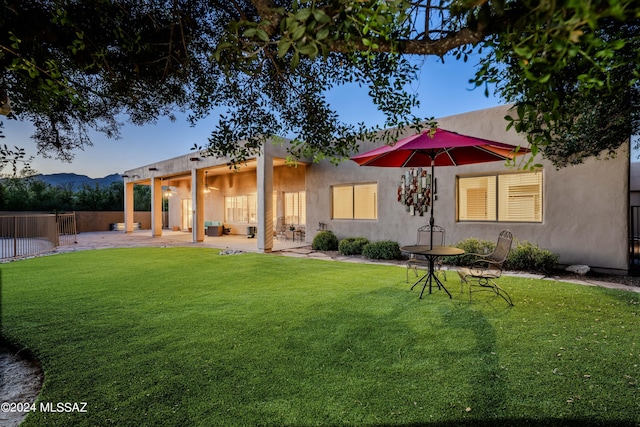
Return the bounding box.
[190,157,200,161]
[148,167,158,171]
[204,171,210,193]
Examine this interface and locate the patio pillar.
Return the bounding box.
[192,168,205,243]
[124,181,135,233]
[257,149,273,253]
[151,177,163,237]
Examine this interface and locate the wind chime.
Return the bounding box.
[397,168,431,216]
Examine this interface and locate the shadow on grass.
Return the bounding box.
[367,420,637,426]
[441,304,505,419]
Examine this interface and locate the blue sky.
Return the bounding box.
[6,55,505,178]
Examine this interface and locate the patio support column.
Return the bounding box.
[192,169,205,242]
[124,181,135,233]
[151,177,163,237]
[257,149,273,253]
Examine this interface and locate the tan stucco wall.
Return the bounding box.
[0,211,152,232]
[124,106,630,272]
[307,105,630,273]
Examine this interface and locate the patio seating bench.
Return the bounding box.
[111,222,140,231]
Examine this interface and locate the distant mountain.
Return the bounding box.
[31,173,123,189]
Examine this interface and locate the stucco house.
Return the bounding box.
[122,105,631,274]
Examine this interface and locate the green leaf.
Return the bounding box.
[513,45,533,59]
[295,8,311,22]
[277,40,292,58]
[291,26,306,41]
[312,9,331,24]
[255,28,269,42]
[285,16,297,32]
[539,74,551,83]
[298,43,318,58]
[316,28,330,41]
[243,28,257,38]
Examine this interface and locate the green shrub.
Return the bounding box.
[362,240,402,260]
[312,230,339,251]
[443,237,558,274]
[505,241,559,274]
[443,237,495,266]
[338,237,370,256]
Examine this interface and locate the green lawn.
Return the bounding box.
[1,247,639,426]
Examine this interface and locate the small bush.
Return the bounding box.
[362,240,402,260]
[338,237,370,256]
[505,241,558,273]
[443,238,495,266]
[443,237,558,274]
[312,230,339,251]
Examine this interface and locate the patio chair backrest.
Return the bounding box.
[489,230,513,264]
[417,225,445,247]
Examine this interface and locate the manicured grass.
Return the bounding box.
[1,247,639,426]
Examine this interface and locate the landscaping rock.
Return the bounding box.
[0,345,42,427]
[219,249,244,255]
[566,265,590,275]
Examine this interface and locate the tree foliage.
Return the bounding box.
[0,178,150,211]
[477,12,639,166]
[1,1,639,169]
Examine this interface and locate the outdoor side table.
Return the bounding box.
[400,245,465,299]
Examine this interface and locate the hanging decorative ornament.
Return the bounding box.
[397,169,431,215]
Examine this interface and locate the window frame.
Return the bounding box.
[331,183,378,220]
[284,190,306,225]
[456,171,543,223]
[224,194,258,223]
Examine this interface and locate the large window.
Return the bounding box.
[457,171,542,222]
[225,194,257,223]
[284,191,306,225]
[332,183,377,220]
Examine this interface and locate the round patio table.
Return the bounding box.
[401,245,465,299]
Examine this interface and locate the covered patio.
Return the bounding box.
[122,139,309,253]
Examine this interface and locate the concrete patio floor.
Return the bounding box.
[53,229,309,254]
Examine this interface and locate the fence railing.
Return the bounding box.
[0,213,77,259]
[56,213,78,246]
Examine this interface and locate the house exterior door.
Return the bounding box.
[182,198,192,231]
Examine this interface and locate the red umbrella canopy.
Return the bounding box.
[351,128,528,167]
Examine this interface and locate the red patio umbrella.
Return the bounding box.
[351,128,529,247]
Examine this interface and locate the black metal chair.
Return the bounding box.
[406,224,446,282]
[275,217,287,240]
[457,230,514,306]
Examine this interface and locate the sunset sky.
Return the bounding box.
[7,55,507,178]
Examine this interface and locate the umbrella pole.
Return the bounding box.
[429,157,435,249]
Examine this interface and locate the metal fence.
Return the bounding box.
[56,213,78,246]
[0,213,77,259]
[630,206,640,276]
